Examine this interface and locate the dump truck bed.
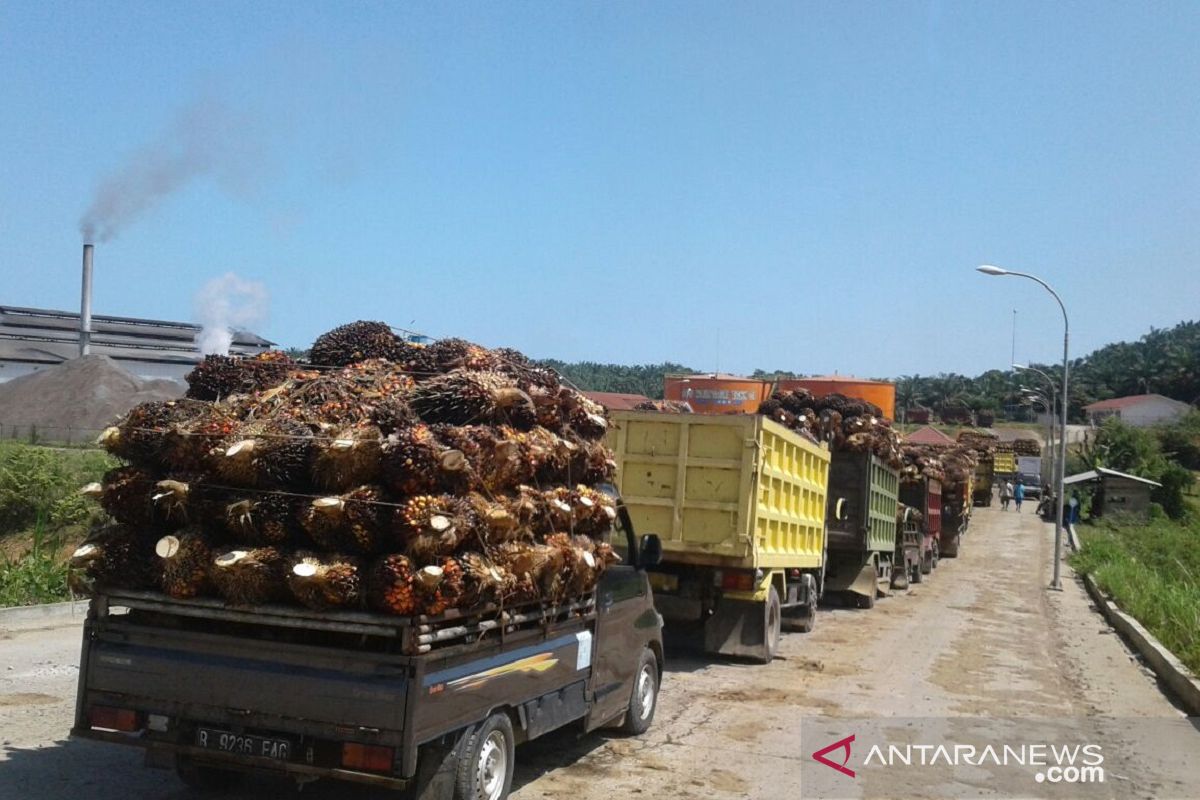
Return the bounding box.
[826,451,899,554]
[607,411,830,570]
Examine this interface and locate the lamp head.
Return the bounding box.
[977,264,1008,276]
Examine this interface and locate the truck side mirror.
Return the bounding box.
[639,534,663,568]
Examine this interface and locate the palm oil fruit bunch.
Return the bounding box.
[368,553,419,615]
[311,424,383,491]
[414,556,466,616]
[156,527,214,599]
[409,369,537,428]
[396,494,478,562]
[98,399,211,467]
[381,425,469,495]
[216,418,314,488]
[210,546,288,606]
[68,525,160,596]
[300,485,389,554]
[222,493,304,546]
[287,552,362,610]
[83,465,155,527]
[184,351,291,402]
[309,321,404,366]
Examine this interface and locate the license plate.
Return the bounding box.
[196,727,291,761]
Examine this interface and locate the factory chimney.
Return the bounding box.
[80,244,94,356]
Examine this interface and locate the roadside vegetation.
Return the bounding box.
[0,441,114,607]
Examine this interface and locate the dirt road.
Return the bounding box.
[1,505,1196,799]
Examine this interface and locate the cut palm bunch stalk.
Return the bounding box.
[287,551,363,610]
[309,320,405,366]
[210,546,288,606]
[397,494,480,561]
[458,552,508,607]
[556,388,609,440]
[215,418,314,488]
[465,493,530,545]
[68,525,160,596]
[185,351,294,401]
[409,369,537,429]
[156,527,215,599]
[223,493,305,546]
[380,424,470,495]
[301,485,391,554]
[97,398,213,468]
[367,554,420,616]
[310,424,384,491]
[544,533,604,597]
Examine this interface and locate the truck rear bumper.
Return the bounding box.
[71,728,409,790]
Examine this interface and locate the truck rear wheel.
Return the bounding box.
[762,586,782,662]
[455,713,514,800]
[621,648,659,735]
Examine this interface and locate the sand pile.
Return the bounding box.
[0,355,182,439]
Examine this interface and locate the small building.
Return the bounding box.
[1083,394,1191,428]
[1063,467,1162,519]
[582,391,652,411]
[0,305,273,385]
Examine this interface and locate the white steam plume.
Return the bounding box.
[193,273,269,356]
[80,95,263,243]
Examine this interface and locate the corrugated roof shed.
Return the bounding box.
[904,426,956,445]
[1063,467,1162,487]
[583,391,652,410]
[1084,394,1189,412]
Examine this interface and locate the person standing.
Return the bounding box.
[1014,480,1025,512]
[1001,480,1013,511]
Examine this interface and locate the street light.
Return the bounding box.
[978,265,1069,590]
[1015,363,1060,492]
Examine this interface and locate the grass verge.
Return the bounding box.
[1072,515,1200,674]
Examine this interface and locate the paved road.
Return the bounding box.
[1,506,1196,799]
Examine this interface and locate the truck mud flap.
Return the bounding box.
[823,559,877,599]
[704,599,766,659]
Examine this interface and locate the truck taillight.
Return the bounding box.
[721,572,756,592]
[88,705,141,732]
[342,742,394,773]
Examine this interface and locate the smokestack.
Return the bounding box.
[80,244,94,357]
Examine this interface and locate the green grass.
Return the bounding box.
[1072,515,1200,674]
[0,521,70,607]
[0,440,114,536]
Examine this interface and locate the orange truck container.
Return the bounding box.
[662,374,771,415]
[777,376,896,420]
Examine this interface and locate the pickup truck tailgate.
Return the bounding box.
[85,622,408,730]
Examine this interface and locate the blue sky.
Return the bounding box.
[2,2,1197,378]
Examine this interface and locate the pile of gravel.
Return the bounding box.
[0,355,182,442]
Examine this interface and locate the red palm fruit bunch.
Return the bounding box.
[396,494,479,562]
[433,425,527,493]
[311,424,384,491]
[156,527,215,599]
[157,403,241,474]
[544,532,603,597]
[301,485,390,555]
[215,418,314,488]
[223,493,305,546]
[287,551,363,611]
[68,524,160,596]
[184,351,293,401]
[380,424,469,495]
[563,433,617,485]
[424,338,502,373]
[98,399,212,468]
[209,546,288,606]
[81,465,155,527]
[367,553,419,615]
[309,321,404,367]
[564,485,618,537]
[408,369,536,429]
[413,556,466,616]
[557,388,609,440]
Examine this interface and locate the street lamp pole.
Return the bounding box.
[1015,364,1059,495]
[978,265,1069,590]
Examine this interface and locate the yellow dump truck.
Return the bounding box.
[607,410,830,662]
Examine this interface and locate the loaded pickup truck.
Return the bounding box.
[71,495,664,800]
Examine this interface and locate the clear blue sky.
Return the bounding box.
[3,1,1198,377]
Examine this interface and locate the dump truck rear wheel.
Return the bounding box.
[760,586,782,663]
